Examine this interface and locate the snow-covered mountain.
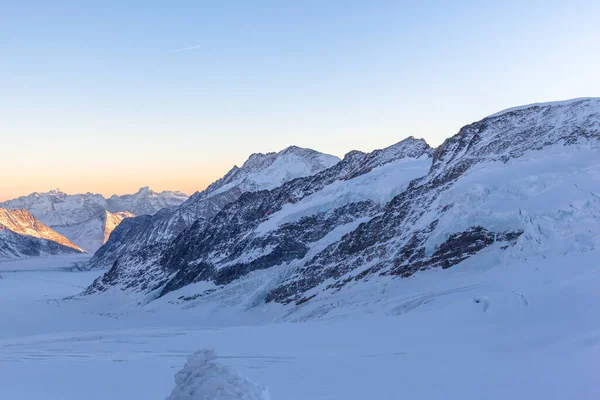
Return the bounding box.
[86,138,433,293]
[0,208,84,259]
[0,190,107,228]
[0,188,187,252]
[87,146,340,270]
[85,98,600,314]
[265,98,600,306]
[107,187,188,216]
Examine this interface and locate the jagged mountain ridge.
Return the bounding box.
[83,98,600,312]
[87,146,340,270]
[267,97,600,304]
[0,187,188,252]
[85,138,433,294]
[0,208,84,259]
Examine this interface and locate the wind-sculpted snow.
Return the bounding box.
[0,187,186,252]
[0,208,84,259]
[165,350,271,400]
[85,138,433,296]
[87,146,340,271]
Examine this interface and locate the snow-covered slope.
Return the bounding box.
[87,146,340,270]
[0,208,84,259]
[0,188,187,252]
[267,97,600,305]
[53,210,135,253]
[3,235,600,400]
[86,138,433,294]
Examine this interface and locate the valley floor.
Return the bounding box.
[1,251,599,399]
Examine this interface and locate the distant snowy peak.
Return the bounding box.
[87,146,339,270]
[107,187,188,216]
[201,145,340,199]
[0,208,84,259]
[338,137,432,180]
[0,190,107,227]
[0,187,188,227]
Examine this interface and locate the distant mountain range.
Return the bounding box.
[0,187,188,253]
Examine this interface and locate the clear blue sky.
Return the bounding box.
[1,1,599,199]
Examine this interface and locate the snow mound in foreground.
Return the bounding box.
[166,350,271,400]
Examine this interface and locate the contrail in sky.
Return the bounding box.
[170,45,203,53]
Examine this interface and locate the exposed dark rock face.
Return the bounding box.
[85,138,433,296]
[159,201,380,296]
[267,226,523,305]
[87,243,167,294]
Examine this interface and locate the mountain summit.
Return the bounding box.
[88,146,340,271]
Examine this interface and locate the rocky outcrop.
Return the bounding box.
[0,208,85,259]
